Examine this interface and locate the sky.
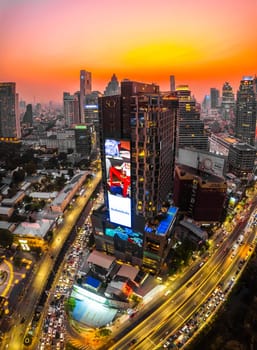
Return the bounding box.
[1,0,256,103]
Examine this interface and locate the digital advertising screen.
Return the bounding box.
[105,139,131,227]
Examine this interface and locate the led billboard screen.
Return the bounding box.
[105,226,143,247]
[105,139,131,227]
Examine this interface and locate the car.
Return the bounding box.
[164,340,171,348]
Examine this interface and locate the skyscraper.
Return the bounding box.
[22,104,33,126]
[176,85,208,151]
[221,82,235,120]
[91,79,179,272]
[170,75,176,92]
[0,82,21,139]
[63,92,80,127]
[104,74,120,96]
[210,88,220,109]
[235,76,257,146]
[80,70,92,123]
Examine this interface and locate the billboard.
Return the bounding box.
[178,148,225,178]
[105,139,131,227]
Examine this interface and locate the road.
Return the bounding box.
[106,206,257,350]
[1,171,102,350]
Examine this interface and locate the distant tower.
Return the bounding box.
[210,88,219,109]
[0,82,21,139]
[80,70,92,123]
[221,82,235,120]
[176,85,208,151]
[104,74,120,96]
[22,104,33,126]
[235,76,257,146]
[170,75,176,92]
[63,92,80,127]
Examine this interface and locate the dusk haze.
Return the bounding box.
[1,0,256,102]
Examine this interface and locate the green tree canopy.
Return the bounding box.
[0,229,14,248]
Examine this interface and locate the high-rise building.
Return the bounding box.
[104,74,120,96]
[210,88,220,109]
[74,124,95,159]
[235,76,257,146]
[176,85,208,151]
[63,92,80,127]
[228,142,256,178]
[170,75,176,92]
[84,91,102,150]
[221,82,235,120]
[22,104,33,126]
[80,70,92,123]
[91,79,179,272]
[0,82,21,139]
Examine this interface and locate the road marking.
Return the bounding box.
[177,313,184,320]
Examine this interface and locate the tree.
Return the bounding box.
[0,229,14,248]
[12,168,25,183]
[24,161,37,175]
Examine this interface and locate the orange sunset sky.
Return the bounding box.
[1,0,256,103]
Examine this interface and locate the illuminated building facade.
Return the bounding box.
[173,164,227,222]
[228,142,256,178]
[0,82,21,140]
[235,76,257,146]
[176,85,208,151]
[91,80,179,272]
[221,82,235,120]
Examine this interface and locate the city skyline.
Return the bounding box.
[1,0,256,103]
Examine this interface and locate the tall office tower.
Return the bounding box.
[210,88,220,109]
[235,76,257,146]
[84,91,102,151]
[80,70,92,124]
[91,79,179,272]
[176,85,208,151]
[63,92,80,127]
[22,104,33,126]
[104,74,120,96]
[0,82,21,139]
[170,75,176,92]
[221,82,235,120]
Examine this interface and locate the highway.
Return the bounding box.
[107,206,257,350]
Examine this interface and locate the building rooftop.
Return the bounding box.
[156,206,178,236]
[87,250,116,270]
[116,264,139,282]
[13,218,54,238]
[179,219,208,241]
